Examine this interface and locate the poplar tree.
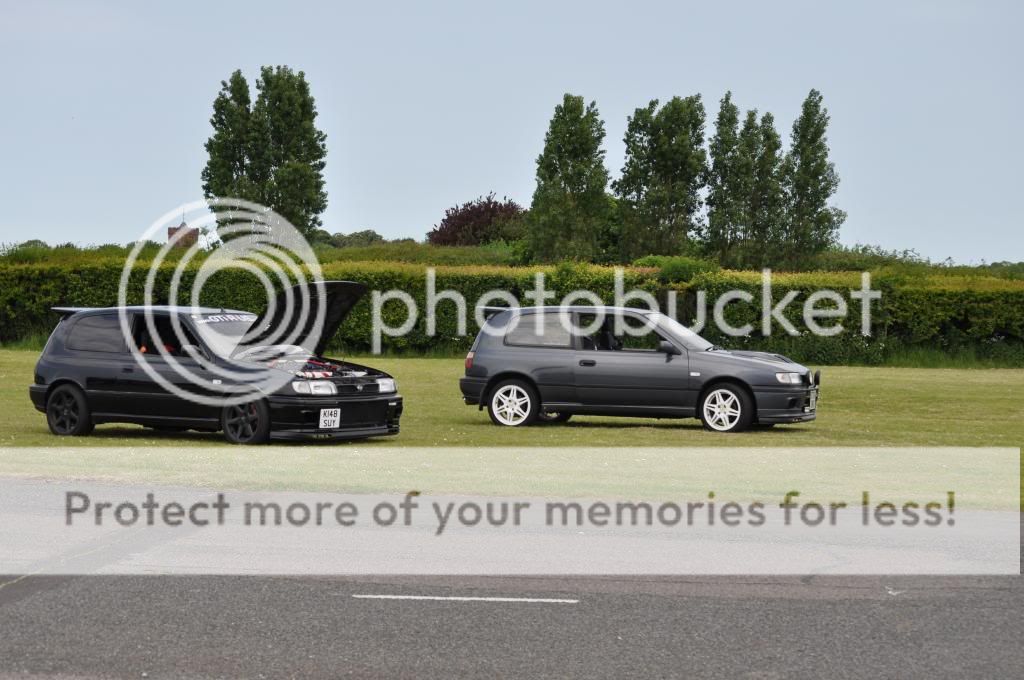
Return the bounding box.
[748,112,785,266]
[781,89,845,265]
[705,92,743,264]
[201,71,257,203]
[527,94,610,261]
[202,66,328,237]
[613,95,707,258]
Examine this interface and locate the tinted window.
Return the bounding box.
[578,313,669,351]
[505,313,572,348]
[66,314,127,353]
[618,315,669,351]
[132,314,202,358]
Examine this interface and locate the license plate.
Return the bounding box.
[806,390,818,412]
[319,408,341,429]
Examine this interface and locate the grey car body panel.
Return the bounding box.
[461,306,819,424]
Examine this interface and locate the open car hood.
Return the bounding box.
[237,281,367,357]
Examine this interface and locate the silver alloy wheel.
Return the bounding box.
[491,384,531,426]
[703,388,742,432]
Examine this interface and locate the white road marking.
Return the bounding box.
[352,594,578,604]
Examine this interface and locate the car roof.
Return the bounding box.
[488,306,658,315]
[54,306,252,318]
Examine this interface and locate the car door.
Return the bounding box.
[119,312,219,421]
[573,312,689,409]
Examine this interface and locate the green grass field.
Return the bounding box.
[3,349,1021,448]
[0,349,1020,501]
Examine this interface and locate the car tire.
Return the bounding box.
[699,383,754,433]
[487,379,539,427]
[46,384,95,436]
[221,400,272,444]
[537,411,572,424]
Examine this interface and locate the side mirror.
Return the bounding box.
[658,340,681,356]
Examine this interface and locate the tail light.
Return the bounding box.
[464,351,474,370]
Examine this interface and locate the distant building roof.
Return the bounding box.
[168,222,200,248]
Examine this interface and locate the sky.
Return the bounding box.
[0,0,1020,263]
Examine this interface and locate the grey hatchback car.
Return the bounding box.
[459,306,820,433]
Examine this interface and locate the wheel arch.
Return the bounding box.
[697,376,757,413]
[480,372,539,410]
[44,378,87,405]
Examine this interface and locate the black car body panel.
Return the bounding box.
[460,307,819,426]
[241,281,368,357]
[30,282,402,442]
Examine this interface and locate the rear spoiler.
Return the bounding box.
[477,305,515,319]
[51,307,94,318]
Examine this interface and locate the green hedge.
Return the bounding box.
[631,255,720,283]
[680,270,1024,364]
[1,262,1022,364]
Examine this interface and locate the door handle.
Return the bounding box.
[121,366,134,373]
[579,359,596,367]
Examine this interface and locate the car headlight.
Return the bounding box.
[376,377,396,393]
[775,372,802,385]
[291,380,337,395]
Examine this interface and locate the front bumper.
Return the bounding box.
[267,393,402,440]
[753,385,819,424]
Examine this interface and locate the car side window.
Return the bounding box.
[577,313,614,350]
[504,313,572,348]
[131,314,200,358]
[66,314,128,353]
[618,315,670,351]
[578,313,670,352]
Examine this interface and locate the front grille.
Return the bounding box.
[333,382,380,395]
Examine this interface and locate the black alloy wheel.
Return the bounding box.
[222,400,271,444]
[46,385,95,436]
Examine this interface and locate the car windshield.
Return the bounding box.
[645,312,714,351]
[189,313,258,358]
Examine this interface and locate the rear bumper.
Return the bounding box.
[29,385,47,412]
[267,393,403,440]
[460,377,486,406]
[753,386,819,424]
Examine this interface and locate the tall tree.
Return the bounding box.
[201,71,257,203]
[748,112,786,266]
[250,66,328,234]
[781,89,845,265]
[202,66,328,238]
[613,95,707,259]
[527,94,610,261]
[705,92,743,264]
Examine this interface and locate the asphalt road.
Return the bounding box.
[0,574,1021,679]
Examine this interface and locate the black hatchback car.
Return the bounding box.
[460,306,820,433]
[30,281,402,444]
